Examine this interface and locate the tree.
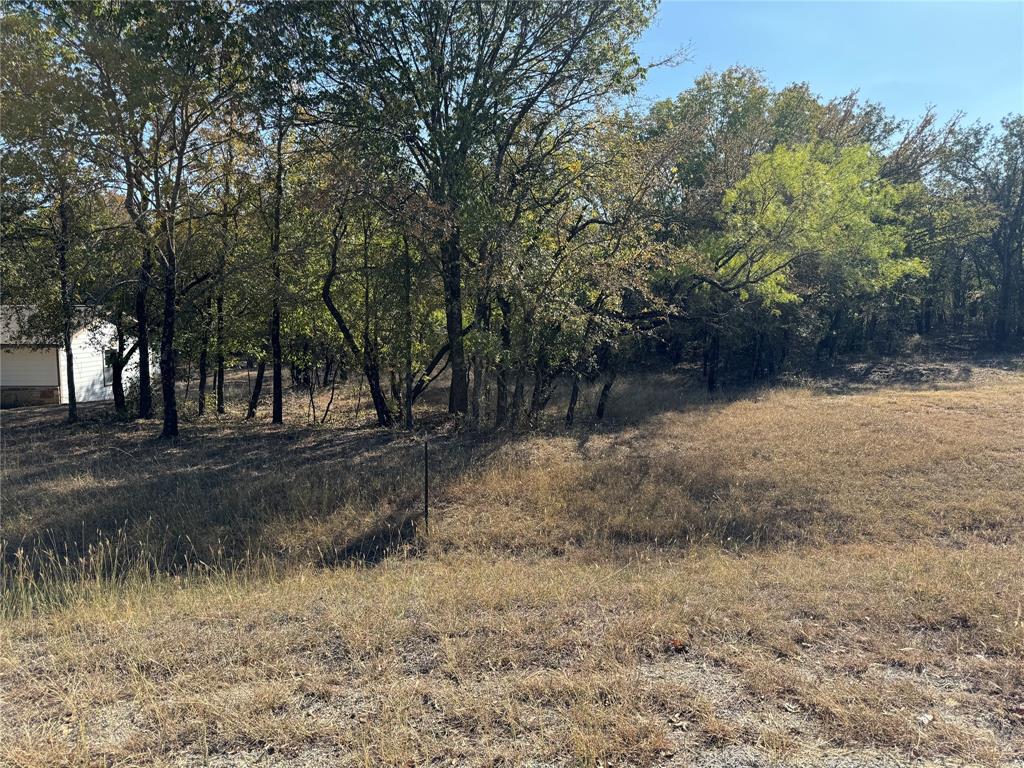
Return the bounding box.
[4,2,1016,435]
[41,1,250,436]
[322,0,652,415]
[240,3,325,424]
[942,117,1024,345]
[1,7,102,422]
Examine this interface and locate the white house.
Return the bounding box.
[0,305,150,408]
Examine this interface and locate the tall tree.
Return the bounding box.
[243,3,324,424]
[323,0,652,415]
[1,7,99,422]
[40,1,249,436]
[942,117,1024,345]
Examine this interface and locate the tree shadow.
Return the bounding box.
[5,351,1019,579]
[325,513,422,566]
[0,403,515,573]
[0,366,877,574]
[791,349,1023,395]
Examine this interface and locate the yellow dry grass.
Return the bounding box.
[441,371,1024,551]
[1,360,1023,766]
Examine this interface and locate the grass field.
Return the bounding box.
[2,359,1023,767]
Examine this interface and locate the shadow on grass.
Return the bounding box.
[327,513,423,565]
[1,403,515,574]
[6,351,1019,582]
[789,349,1024,395]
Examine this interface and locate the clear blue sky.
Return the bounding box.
[634,1,1024,127]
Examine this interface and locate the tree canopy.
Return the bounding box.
[2,2,1020,436]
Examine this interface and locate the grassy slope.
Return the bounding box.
[2,361,1023,766]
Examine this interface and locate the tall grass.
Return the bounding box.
[4,366,1024,617]
[1,527,289,619]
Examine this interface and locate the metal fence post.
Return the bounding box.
[423,439,429,537]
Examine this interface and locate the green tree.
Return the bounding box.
[941,117,1024,345]
[322,0,652,416]
[40,0,251,436]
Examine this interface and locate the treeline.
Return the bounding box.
[2,2,1021,437]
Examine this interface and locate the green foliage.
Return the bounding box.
[713,142,921,307]
[1,3,1019,430]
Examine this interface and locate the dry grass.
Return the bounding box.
[2,547,1021,766]
[441,368,1024,552]
[2,358,1023,766]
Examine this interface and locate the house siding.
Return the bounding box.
[1,347,60,407]
[1,310,155,408]
[58,322,118,403]
[1,347,59,386]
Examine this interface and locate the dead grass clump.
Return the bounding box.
[2,543,1022,766]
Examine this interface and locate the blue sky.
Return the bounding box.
[634,1,1024,127]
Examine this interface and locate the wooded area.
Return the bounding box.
[2,1,1022,439]
[3,4,1024,764]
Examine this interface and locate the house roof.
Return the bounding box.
[1,306,51,346]
[0,305,102,347]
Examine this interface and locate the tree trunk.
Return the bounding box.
[402,237,414,430]
[494,295,512,428]
[215,296,225,413]
[197,347,208,417]
[271,297,283,424]
[216,117,232,416]
[157,115,191,440]
[362,230,392,428]
[246,360,266,420]
[468,298,490,425]
[269,116,286,425]
[509,315,534,429]
[322,209,393,428]
[124,161,154,421]
[56,192,77,424]
[441,233,469,415]
[565,376,581,427]
[113,321,127,415]
[322,355,333,390]
[197,298,211,417]
[135,246,153,419]
[563,300,601,428]
[528,362,549,425]
[529,364,559,425]
[321,365,339,424]
[307,376,317,423]
[510,366,526,429]
[364,355,392,427]
[470,356,486,424]
[594,370,617,422]
[159,230,179,438]
[705,331,720,393]
[494,366,508,426]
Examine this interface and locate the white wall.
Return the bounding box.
[57,321,118,403]
[1,347,59,386]
[3,319,155,406]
